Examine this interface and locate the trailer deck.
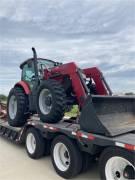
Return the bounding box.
[0,114,135,180]
[0,116,135,153]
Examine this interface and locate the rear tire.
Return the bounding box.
[37,80,66,123]
[51,135,83,179]
[99,147,135,180]
[7,87,29,127]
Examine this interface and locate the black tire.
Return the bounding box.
[7,87,29,127]
[51,135,83,179]
[36,80,66,123]
[25,127,48,159]
[99,147,135,180]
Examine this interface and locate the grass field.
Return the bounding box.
[65,105,78,117]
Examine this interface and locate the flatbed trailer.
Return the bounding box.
[0,115,135,180]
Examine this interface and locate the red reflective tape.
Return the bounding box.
[49,127,59,131]
[44,124,49,128]
[116,142,135,151]
[72,132,77,136]
[88,134,95,140]
[76,132,83,138]
[76,132,95,140]
[45,125,59,131]
[125,144,135,151]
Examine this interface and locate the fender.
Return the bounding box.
[15,81,31,95]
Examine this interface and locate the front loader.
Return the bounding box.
[7,48,110,126]
[7,48,135,137]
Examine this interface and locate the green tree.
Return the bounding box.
[125,92,135,95]
[0,94,7,102]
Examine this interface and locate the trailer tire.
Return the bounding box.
[51,135,83,179]
[25,128,48,159]
[7,87,29,127]
[37,80,66,123]
[99,147,135,180]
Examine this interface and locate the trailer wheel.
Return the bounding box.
[99,147,135,180]
[51,135,83,179]
[7,87,29,127]
[25,128,48,159]
[37,80,66,123]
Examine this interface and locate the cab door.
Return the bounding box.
[21,61,36,90]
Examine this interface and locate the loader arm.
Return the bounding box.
[83,67,112,95]
[49,62,87,107]
[48,63,112,107]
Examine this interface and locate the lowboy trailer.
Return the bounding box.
[0,105,135,180]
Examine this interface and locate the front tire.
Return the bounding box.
[99,147,135,180]
[51,135,83,179]
[37,80,66,123]
[7,87,29,127]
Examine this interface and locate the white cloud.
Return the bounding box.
[0,0,135,95]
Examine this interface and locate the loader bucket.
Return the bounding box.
[79,96,135,136]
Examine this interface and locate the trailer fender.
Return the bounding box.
[15,81,31,95]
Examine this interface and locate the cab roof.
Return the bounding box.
[20,58,56,69]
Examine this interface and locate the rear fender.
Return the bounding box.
[14,81,31,95]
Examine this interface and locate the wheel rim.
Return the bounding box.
[53,142,70,172]
[39,89,52,115]
[26,133,36,154]
[8,95,17,119]
[105,156,135,180]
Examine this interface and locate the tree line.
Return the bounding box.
[0,92,134,102]
[0,94,7,102]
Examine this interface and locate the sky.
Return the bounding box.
[0,0,135,95]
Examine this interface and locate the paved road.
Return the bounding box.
[0,137,100,180]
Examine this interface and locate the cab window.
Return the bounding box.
[22,62,35,82]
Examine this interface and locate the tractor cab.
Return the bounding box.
[20,58,61,89]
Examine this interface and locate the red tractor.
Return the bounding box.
[7,48,112,127]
